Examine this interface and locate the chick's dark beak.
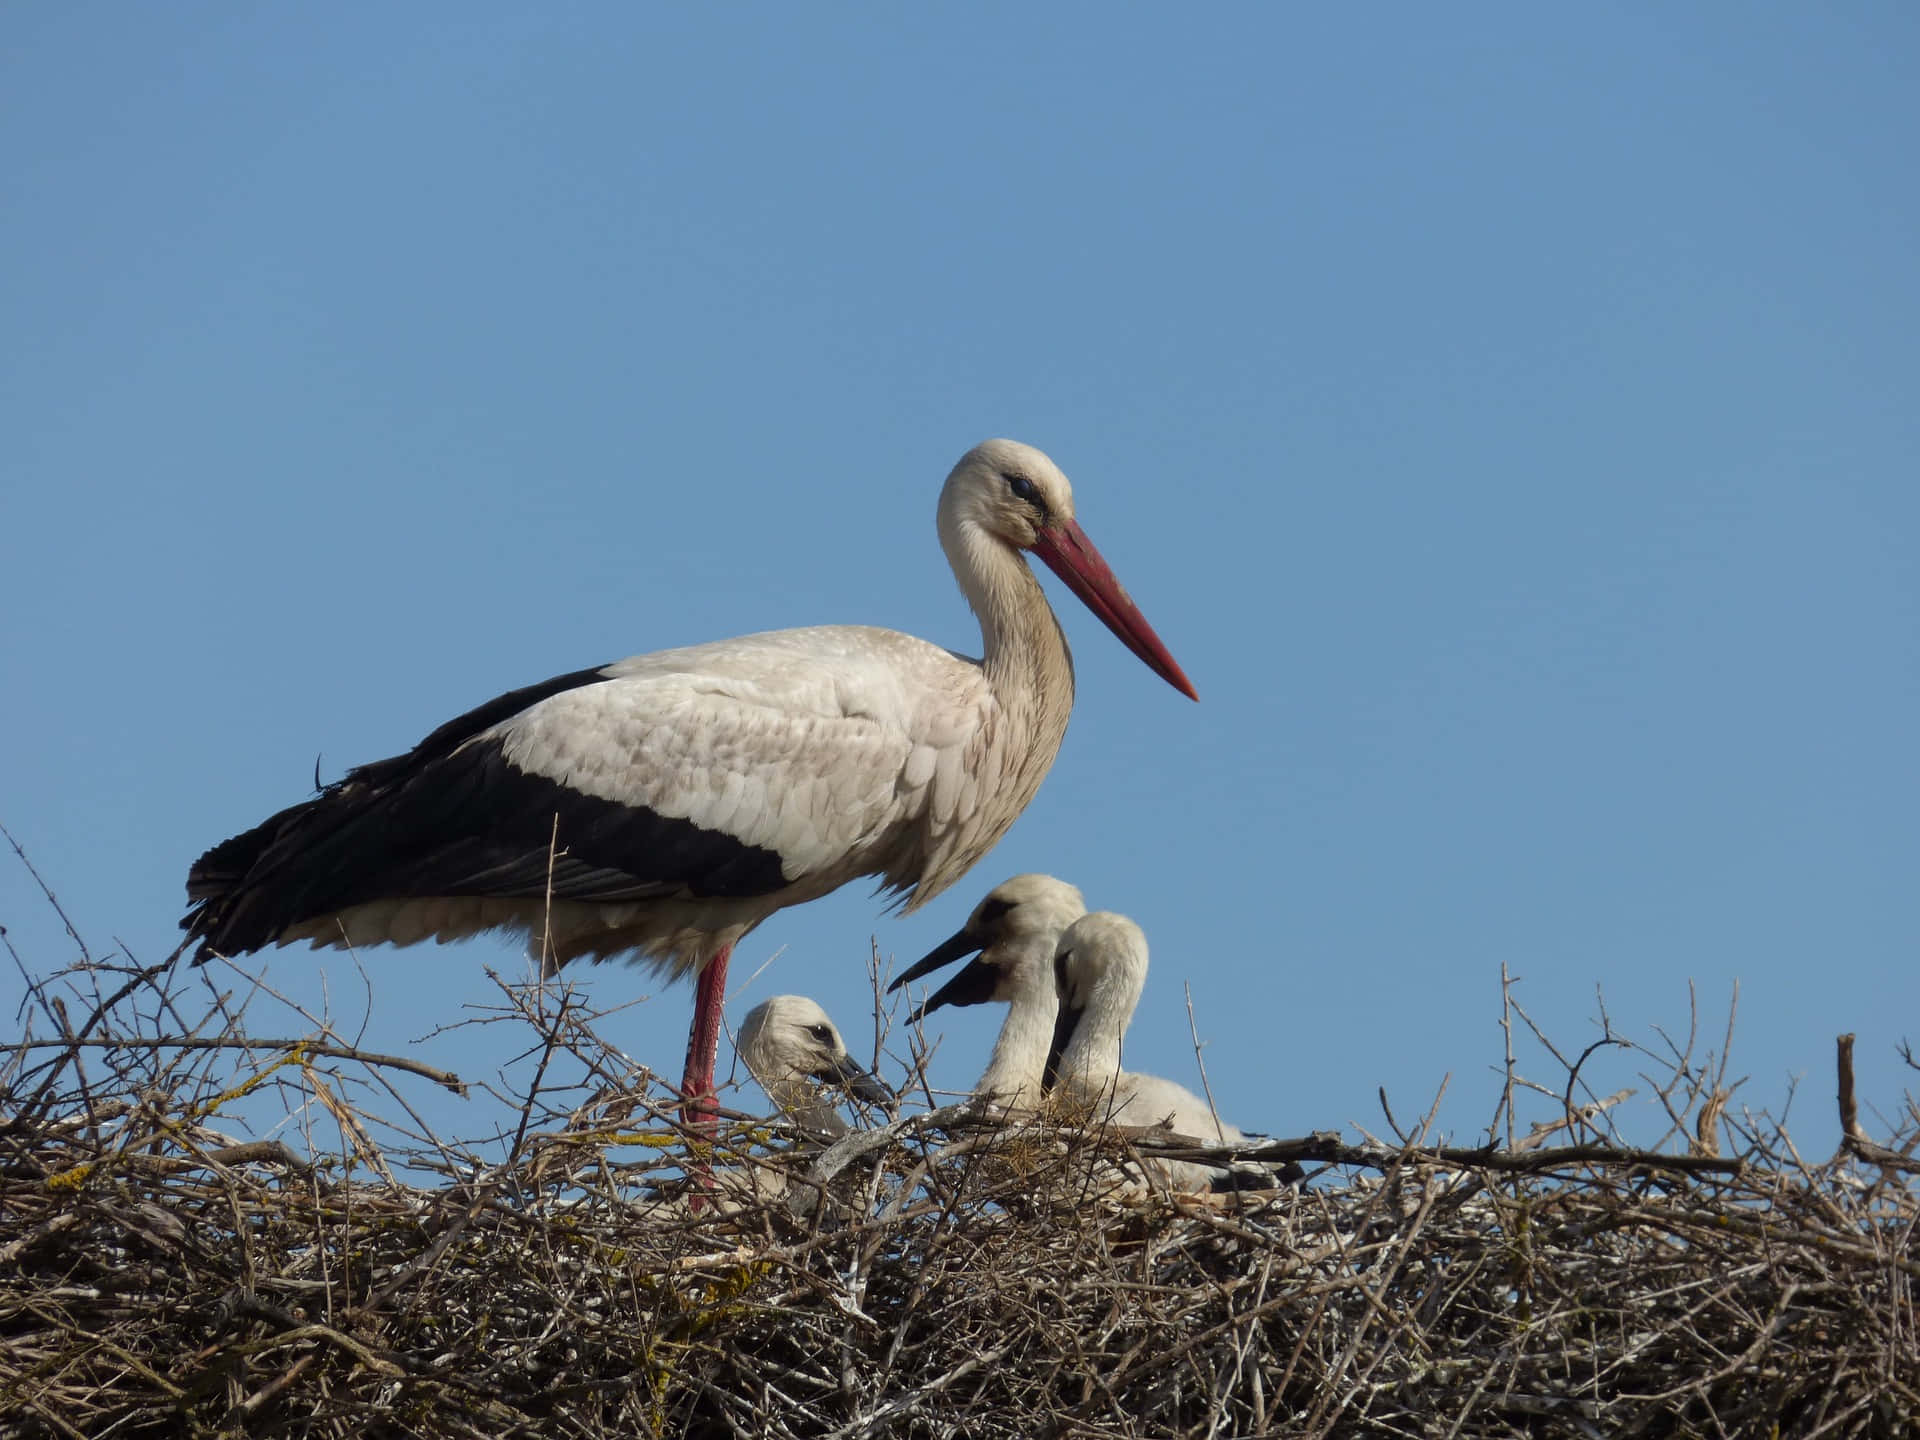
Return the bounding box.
[892,921,1001,1025]
[910,956,1004,1025]
[817,1055,890,1105]
[890,925,983,992]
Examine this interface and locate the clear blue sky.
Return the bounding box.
[4,6,1915,1157]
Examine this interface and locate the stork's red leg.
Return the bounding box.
[680,942,732,1131]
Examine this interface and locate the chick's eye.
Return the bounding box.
[1006,474,1039,504]
[809,1024,833,1042]
[976,897,1014,929]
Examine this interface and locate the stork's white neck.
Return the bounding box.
[1055,931,1149,1094]
[905,510,1076,901]
[974,941,1061,1106]
[941,512,1076,703]
[1057,1001,1130,1091]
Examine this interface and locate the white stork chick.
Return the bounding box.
[636,996,885,1221]
[888,873,1086,1109]
[1046,912,1268,1194]
[179,439,1196,1124]
[735,995,888,1142]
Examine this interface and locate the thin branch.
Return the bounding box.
[0,1036,466,1093]
[1836,1032,1865,1145]
[1182,981,1226,1142]
[1,820,91,964]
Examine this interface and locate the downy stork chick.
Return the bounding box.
[179,440,1196,1127]
[1047,911,1268,1193]
[888,873,1085,1108]
[735,994,889,1141]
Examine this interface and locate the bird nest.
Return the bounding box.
[2,936,1917,1440]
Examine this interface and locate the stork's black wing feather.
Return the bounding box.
[182,664,786,960]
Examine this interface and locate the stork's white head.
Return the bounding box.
[736,995,889,1121]
[935,439,1198,701]
[940,439,1078,550]
[970,872,1089,948]
[1047,911,1150,1079]
[890,872,1087,1021]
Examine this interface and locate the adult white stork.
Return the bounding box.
[890,873,1086,1109]
[181,439,1196,1125]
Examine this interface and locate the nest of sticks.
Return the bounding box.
[2,923,1917,1440]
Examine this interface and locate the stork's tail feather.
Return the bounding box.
[186,816,292,901]
[179,796,328,961]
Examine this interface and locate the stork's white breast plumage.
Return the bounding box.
[181,438,1196,1123]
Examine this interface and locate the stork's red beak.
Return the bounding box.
[1031,519,1199,701]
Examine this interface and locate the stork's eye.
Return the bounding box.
[809,1024,834,1043]
[1006,473,1039,505]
